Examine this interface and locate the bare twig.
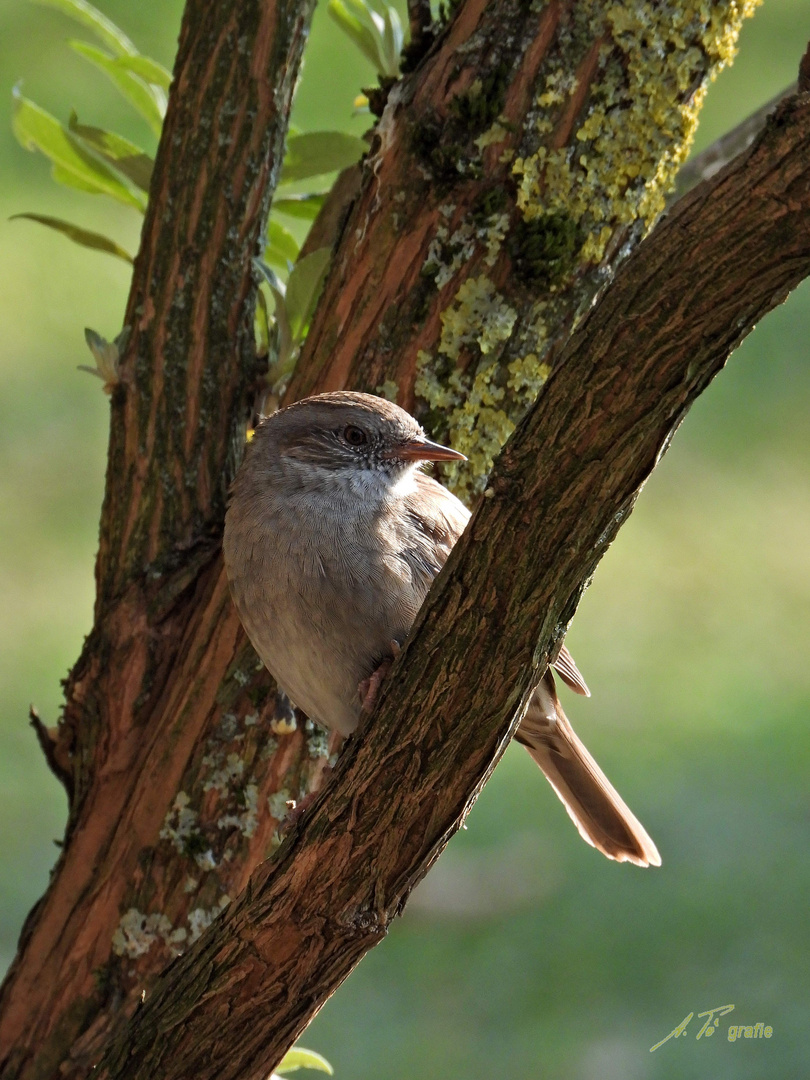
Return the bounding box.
[28,707,72,800]
[671,84,796,201]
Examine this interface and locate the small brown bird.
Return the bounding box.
[223,391,660,866]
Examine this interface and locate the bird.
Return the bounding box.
[223,391,660,867]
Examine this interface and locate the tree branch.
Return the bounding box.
[671,84,796,201]
[28,707,73,801]
[96,0,315,610]
[288,0,760,499]
[96,90,810,1080]
[0,2,317,1076]
[0,1,789,1075]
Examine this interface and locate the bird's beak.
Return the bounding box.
[391,437,467,463]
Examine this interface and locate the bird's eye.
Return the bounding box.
[343,425,368,447]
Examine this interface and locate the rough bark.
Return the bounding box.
[288,0,758,497]
[0,0,797,1075]
[0,0,319,1076]
[96,91,810,1080]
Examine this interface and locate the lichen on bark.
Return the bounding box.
[412,0,762,499]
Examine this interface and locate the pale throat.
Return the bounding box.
[278,454,421,515]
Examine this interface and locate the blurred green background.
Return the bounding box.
[1,1,808,1077]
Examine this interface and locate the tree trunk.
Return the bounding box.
[0,0,320,1075]
[1,0,804,1077]
[96,90,810,1080]
[289,0,762,499]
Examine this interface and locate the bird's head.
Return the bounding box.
[248,392,465,493]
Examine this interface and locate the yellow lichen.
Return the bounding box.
[475,119,510,151]
[514,0,762,262]
[423,210,511,291]
[415,0,758,497]
[438,276,517,361]
[483,212,510,267]
[537,69,578,107]
[417,337,552,502]
[507,354,551,396]
[377,379,400,402]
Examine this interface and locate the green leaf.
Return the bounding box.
[253,259,285,296]
[285,247,332,343]
[113,53,172,90]
[69,112,154,191]
[12,90,146,210]
[275,1047,334,1075]
[50,163,105,193]
[77,326,129,393]
[10,213,133,263]
[254,285,270,355]
[280,132,367,184]
[272,195,325,222]
[327,0,383,73]
[31,0,137,56]
[381,7,403,76]
[332,0,401,76]
[254,259,293,370]
[69,41,164,136]
[264,220,300,273]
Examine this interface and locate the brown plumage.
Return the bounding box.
[224,391,660,867]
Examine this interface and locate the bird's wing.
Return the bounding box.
[407,475,591,698]
[399,473,470,580]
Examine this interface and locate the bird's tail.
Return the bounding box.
[515,672,661,867]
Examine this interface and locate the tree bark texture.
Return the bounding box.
[289,0,759,497]
[87,91,810,1080]
[0,0,798,1076]
[0,0,320,1076]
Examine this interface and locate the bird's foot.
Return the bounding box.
[358,640,401,712]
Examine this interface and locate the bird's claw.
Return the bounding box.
[358,640,402,712]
